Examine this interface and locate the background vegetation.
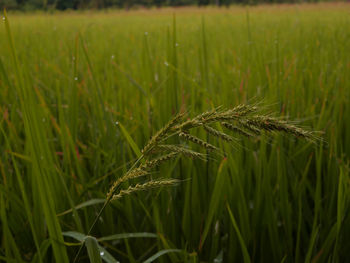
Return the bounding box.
[0,3,349,262]
[0,0,346,11]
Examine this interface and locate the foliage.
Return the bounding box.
[0,4,349,262]
[0,0,338,10]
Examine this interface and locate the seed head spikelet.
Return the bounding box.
[195,105,257,124]
[238,120,262,135]
[179,132,218,151]
[154,145,206,160]
[142,112,186,155]
[246,116,315,140]
[107,168,148,199]
[112,179,180,201]
[221,122,254,138]
[141,152,179,169]
[194,107,221,121]
[203,125,233,142]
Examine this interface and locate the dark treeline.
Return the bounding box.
[1,0,335,11]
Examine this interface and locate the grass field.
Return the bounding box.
[0,3,350,262]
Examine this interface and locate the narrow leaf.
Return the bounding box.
[226,203,251,263]
[85,236,102,263]
[98,232,157,242]
[118,122,142,157]
[57,199,105,216]
[143,249,183,263]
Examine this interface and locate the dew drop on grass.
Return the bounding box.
[2,17,5,21]
[74,77,78,81]
[115,121,119,125]
[100,251,105,256]
[164,61,169,67]
[111,55,115,59]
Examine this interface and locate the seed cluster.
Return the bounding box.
[203,125,233,142]
[107,104,317,201]
[111,179,180,201]
[179,132,218,150]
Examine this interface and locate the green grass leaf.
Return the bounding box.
[143,249,183,263]
[85,236,103,263]
[57,198,106,217]
[226,202,251,263]
[98,232,157,242]
[118,122,142,158]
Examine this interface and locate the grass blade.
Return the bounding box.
[118,122,142,158]
[143,249,183,263]
[85,236,103,263]
[98,232,157,242]
[226,202,251,263]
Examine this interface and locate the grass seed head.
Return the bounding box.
[142,112,186,155]
[112,179,180,201]
[154,144,206,159]
[221,122,254,138]
[203,125,233,142]
[107,168,149,199]
[246,116,315,141]
[179,132,218,151]
[141,152,179,169]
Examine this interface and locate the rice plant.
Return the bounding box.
[73,104,318,261]
[1,3,349,263]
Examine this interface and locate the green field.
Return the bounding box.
[0,3,350,262]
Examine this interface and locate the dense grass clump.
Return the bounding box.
[0,3,349,262]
